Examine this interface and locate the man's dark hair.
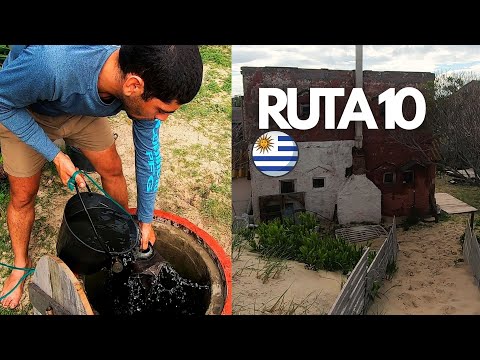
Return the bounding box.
[119,45,203,104]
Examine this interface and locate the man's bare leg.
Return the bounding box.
[0,172,40,309]
[81,143,129,209]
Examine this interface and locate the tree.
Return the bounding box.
[433,72,480,182]
[385,71,480,183]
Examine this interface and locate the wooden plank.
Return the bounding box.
[28,283,72,315]
[341,265,366,308]
[331,218,399,315]
[365,221,398,310]
[463,221,480,288]
[470,234,480,284]
[344,279,366,314]
[334,268,365,313]
[435,193,478,214]
[28,255,94,315]
[329,249,369,315]
[32,256,53,299]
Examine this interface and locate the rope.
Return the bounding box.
[0,262,35,301]
[68,170,132,217]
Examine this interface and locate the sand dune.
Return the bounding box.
[369,216,480,315]
[232,249,346,315]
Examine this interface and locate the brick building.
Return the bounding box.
[236,66,436,223]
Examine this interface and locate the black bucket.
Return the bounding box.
[56,185,139,275]
[66,145,96,173]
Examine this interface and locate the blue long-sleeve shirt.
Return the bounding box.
[0,45,161,223]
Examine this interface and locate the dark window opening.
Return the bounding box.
[265,204,281,215]
[345,166,353,177]
[284,203,295,217]
[313,178,325,188]
[383,172,395,184]
[280,180,295,194]
[403,170,414,184]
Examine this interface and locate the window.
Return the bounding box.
[280,180,295,194]
[284,203,295,217]
[345,166,353,177]
[383,172,395,184]
[313,178,325,188]
[403,170,414,184]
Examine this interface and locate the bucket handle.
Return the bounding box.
[73,182,113,260]
[68,170,132,218]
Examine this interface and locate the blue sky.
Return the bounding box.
[232,45,480,95]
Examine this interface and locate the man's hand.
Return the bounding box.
[53,151,86,188]
[139,222,156,250]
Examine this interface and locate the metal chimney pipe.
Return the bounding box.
[355,45,363,149]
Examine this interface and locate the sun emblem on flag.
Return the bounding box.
[255,134,274,154]
[252,131,299,177]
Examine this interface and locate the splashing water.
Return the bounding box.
[101,256,210,315]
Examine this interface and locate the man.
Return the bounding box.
[0,45,203,309]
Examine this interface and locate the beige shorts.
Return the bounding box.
[0,110,115,177]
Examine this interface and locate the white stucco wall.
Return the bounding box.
[232,177,252,216]
[250,140,355,222]
[337,174,381,224]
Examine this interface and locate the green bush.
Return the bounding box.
[298,234,363,274]
[253,212,363,274]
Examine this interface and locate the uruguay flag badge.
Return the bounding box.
[252,131,299,177]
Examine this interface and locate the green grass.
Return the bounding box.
[436,173,480,237]
[176,46,232,125]
[436,173,480,209]
[0,180,18,314]
[0,182,9,268]
[0,165,66,315]
[199,45,231,67]
[162,45,232,241]
[0,183,9,208]
[201,197,231,227]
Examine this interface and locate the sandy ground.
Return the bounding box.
[232,216,480,316]
[112,114,230,252]
[232,248,346,315]
[368,216,480,315]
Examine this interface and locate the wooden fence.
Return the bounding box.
[329,217,398,315]
[464,220,480,287]
[328,247,369,315]
[365,217,399,309]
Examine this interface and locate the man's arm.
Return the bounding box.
[0,46,61,161]
[0,46,85,187]
[133,119,162,249]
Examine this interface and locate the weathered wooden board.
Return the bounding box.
[464,221,480,288]
[28,255,94,315]
[329,248,369,315]
[435,193,478,214]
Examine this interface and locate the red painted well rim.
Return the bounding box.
[128,208,232,315]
